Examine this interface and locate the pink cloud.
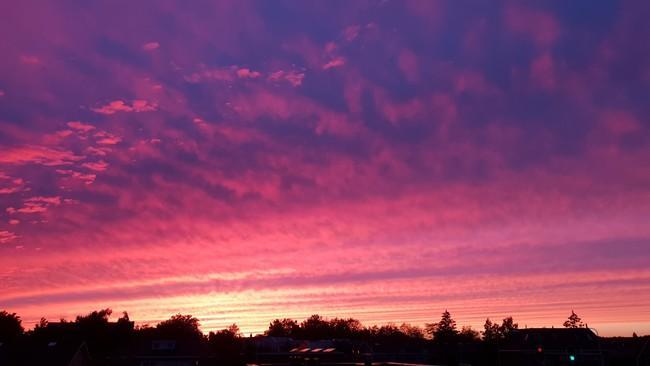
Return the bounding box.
[142,42,160,51]
[398,49,419,83]
[231,90,306,121]
[20,55,41,65]
[185,68,235,83]
[268,70,305,87]
[16,204,48,214]
[8,196,64,214]
[82,160,109,171]
[186,66,263,83]
[453,71,500,96]
[91,100,158,114]
[229,90,363,139]
[281,35,325,70]
[504,5,560,48]
[323,57,345,70]
[601,110,641,136]
[236,68,261,79]
[56,169,97,185]
[0,187,22,194]
[94,131,122,145]
[324,41,337,54]
[342,25,360,42]
[55,130,74,138]
[27,196,61,205]
[9,219,20,225]
[530,52,556,90]
[373,90,429,125]
[0,231,18,244]
[431,93,458,128]
[67,121,95,132]
[86,146,111,156]
[0,174,26,194]
[0,146,84,166]
[26,196,62,205]
[192,117,209,129]
[462,19,489,58]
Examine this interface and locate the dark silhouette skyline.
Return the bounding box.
[0,308,643,341]
[1,308,648,366]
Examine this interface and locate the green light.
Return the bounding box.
[569,355,576,361]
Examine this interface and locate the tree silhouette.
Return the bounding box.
[0,306,615,366]
[208,324,241,339]
[563,310,584,328]
[34,317,48,331]
[267,315,366,339]
[208,324,241,344]
[266,318,299,337]
[300,314,331,340]
[0,310,23,342]
[425,310,458,342]
[208,323,243,364]
[482,318,500,342]
[372,324,403,339]
[330,317,363,338]
[499,316,518,339]
[399,323,425,339]
[458,326,480,342]
[227,323,241,337]
[75,308,112,333]
[156,313,203,340]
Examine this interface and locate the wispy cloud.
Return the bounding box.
[0,231,18,244]
[94,131,122,145]
[236,68,261,79]
[6,196,62,215]
[91,100,157,115]
[55,169,96,184]
[323,57,345,70]
[0,146,84,166]
[268,70,305,87]
[0,174,27,194]
[81,160,109,172]
[20,55,41,65]
[67,121,95,133]
[185,66,263,83]
[142,42,160,51]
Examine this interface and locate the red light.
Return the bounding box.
[537,347,543,353]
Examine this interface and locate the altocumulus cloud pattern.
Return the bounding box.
[0,0,649,335]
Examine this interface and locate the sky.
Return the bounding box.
[0,0,649,337]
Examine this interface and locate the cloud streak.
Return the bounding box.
[91,100,158,115]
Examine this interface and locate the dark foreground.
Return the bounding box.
[1,326,649,366]
[1,310,649,366]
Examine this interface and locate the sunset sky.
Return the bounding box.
[1,1,649,337]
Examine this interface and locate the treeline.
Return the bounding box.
[272,309,592,342]
[0,308,594,345]
[2,308,648,366]
[263,311,519,343]
[0,309,244,364]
